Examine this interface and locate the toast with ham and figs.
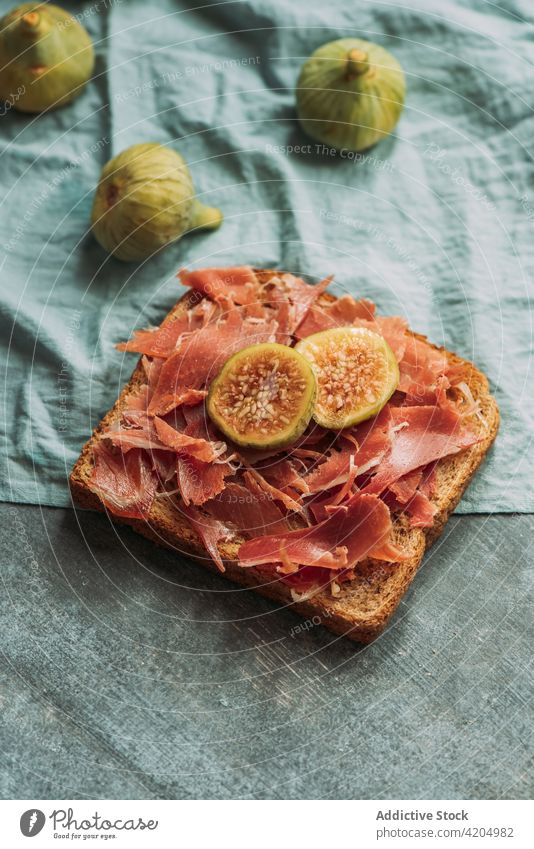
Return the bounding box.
[70,267,499,643]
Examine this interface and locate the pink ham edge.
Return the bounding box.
[180,503,229,572]
[304,406,392,493]
[116,299,217,359]
[147,310,277,417]
[404,491,437,527]
[104,411,224,464]
[364,405,479,495]
[177,456,233,506]
[88,444,158,520]
[295,294,376,339]
[203,482,290,538]
[243,468,302,512]
[389,468,423,504]
[238,492,402,572]
[259,458,310,498]
[398,336,449,398]
[289,274,333,329]
[153,416,225,463]
[178,266,261,306]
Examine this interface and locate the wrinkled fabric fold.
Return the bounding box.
[0,0,532,511]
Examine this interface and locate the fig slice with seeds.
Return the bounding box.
[296,326,399,429]
[207,343,316,449]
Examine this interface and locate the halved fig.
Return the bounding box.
[207,343,316,449]
[296,326,399,428]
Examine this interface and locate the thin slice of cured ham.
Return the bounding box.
[117,299,217,358]
[260,458,309,497]
[308,456,360,522]
[398,336,448,397]
[123,384,150,412]
[179,503,230,571]
[243,468,302,512]
[180,403,225,446]
[117,316,188,359]
[389,468,423,504]
[147,310,277,416]
[108,404,180,476]
[270,298,296,345]
[153,416,226,462]
[295,294,376,338]
[151,451,178,484]
[105,412,225,465]
[177,456,233,506]
[105,426,163,454]
[383,463,438,528]
[404,374,450,407]
[282,565,337,597]
[404,491,437,527]
[373,316,409,361]
[204,482,289,537]
[238,423,329,468]
[304,443,355,494]
[420,461,438,498]
[364,405,479,495]
[88,444,158,519]
[179,266,261,306]
[349,406,393,474]
[142,356,164,396]
[238,493,399,571]
[383,487,437,529]
[182,402,208,432]
[304,406,392,493]
[269,273,332,332]
[324,294,376,323]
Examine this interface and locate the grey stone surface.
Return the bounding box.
[0,502,532,800]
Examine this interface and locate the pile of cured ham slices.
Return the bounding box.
[88,267,482,598]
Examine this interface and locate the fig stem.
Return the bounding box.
[21,11,40,27]
[20,10,46,40]
[189,200,223,232]
[346,48,370,79]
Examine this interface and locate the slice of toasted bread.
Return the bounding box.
[69,271,499,643]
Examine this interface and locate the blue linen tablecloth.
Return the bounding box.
[1,0,532,511]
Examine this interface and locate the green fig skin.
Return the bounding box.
[91,143,223,262]
[207,343,317,450]
[0,3,94,113]
[296,38,405,153]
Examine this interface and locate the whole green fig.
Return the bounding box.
[91,143,223,262]
[0,3,94,113]
[296,38,405,153]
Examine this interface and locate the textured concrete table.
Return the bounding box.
[1,502,532,800]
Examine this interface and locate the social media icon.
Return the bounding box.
[20,809,46,837]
